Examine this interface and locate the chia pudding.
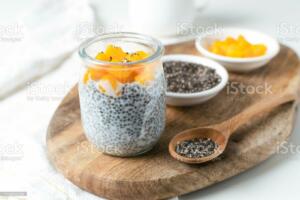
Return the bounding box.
[78,33,166,156]
[79,72,165,156]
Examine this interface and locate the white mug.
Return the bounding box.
[128,0,206,36]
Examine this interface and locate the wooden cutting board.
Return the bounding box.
[47,42,300,200]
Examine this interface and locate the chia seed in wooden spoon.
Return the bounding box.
[175,138,219,158]
[163,61,221,93]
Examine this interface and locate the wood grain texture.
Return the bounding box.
[47,42,300,200]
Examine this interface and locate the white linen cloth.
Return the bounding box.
[0,53,100,199]
[0,0,94,99]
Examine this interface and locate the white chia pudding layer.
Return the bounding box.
[78,72,166,156]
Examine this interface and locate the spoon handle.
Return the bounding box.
[217,92,297,137]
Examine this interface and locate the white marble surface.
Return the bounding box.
[0,0,299,199]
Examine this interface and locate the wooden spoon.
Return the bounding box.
[169,93,297,164]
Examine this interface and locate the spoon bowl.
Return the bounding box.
[169,127,227,164]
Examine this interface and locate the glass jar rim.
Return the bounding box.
[78,32,164,67]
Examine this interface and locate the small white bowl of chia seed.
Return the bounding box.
[163,54,228,106]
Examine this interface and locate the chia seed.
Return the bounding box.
[175,138,219,158]
[163,61,221,93]
[78,72,166,157]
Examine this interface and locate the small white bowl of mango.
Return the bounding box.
[195,28,280,72]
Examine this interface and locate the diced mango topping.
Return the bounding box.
[101,74,118,90]
[95,52,110,61]
[83,45,155,94]
[95,44,149,63]
[83,68,107,84]
[134,65,155,85]
[105,45,127,61]
[109,65,135,83]
[209,35,267,58]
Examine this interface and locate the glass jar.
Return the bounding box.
[78,32,166,156]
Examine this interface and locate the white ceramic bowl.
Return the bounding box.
[163,55,229,106]
[195,28,280,72]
